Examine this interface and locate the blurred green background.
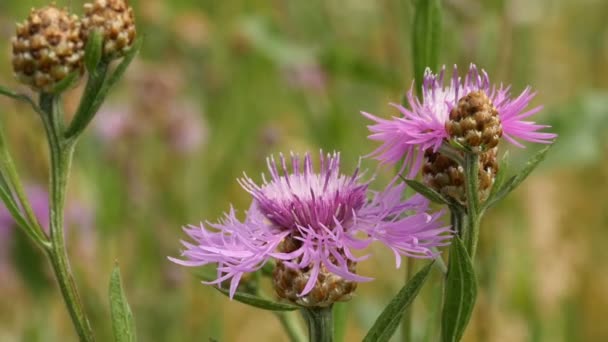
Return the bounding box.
[0,0,607,341]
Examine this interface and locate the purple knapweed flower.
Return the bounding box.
[362,64,557,174]
[170,152,450,302]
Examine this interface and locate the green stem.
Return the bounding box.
[64,61,109,140]
[401,258,415,341]
[40,94,95,342]
[301,306,334,342]
[463,153,481,259]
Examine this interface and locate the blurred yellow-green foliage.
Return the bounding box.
[0,0,607,341]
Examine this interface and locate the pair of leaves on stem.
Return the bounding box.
[198,263,436,342]
[363,239,476,342]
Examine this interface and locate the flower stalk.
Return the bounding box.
[463,152,481,258]
[301,306,334,342]
[39,93,95,342]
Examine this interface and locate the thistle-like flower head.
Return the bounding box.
[170,152,451,306]
[362,64,557,174]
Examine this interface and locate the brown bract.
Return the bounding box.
[12,5,84,92]
[446,90,503,152]
[423,147,499,204]
[82,0,137,59]
[272,236,357,308]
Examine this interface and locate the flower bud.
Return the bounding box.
[423,147,499,204]
[82,0,136,59]
[272,236,357,307]
[446,90,503,152]
[11,6,84,92]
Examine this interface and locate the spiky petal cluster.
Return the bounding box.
[170,152,450,301]
[362,64,557,173]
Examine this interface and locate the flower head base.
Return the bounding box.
[273,236,357,307]
[363,64,556,173]
[12,5,84,92]
[423,148,498,204]
[171,152,451,306]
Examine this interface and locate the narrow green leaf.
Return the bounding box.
[0,122,29,231]
[404,179,450,205]
[214,287,299,312]
[64,61,109,138]
[103,38,143,92]
[363,261,434,342]
[109,265,136,342]
[0,85,36,106]
[65,38,142,139]
[412,0,442,97]
[486,151,509,203]
[85,30,103,73]
[441,237,477,342]
[484,144,553,209]
[50,71,80,94]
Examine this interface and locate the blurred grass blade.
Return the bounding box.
[333,302,348,342]
[412,0,442,97]
[363,261,434,342]
[214,287,299,311]
[403,178,450,205]
[109,265,136,342]
[441,237,477,342]
[484,144,553,209]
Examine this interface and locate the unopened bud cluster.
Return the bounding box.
[272,236,357,307]
[12,6,84,92]
[423,147,498,204]
[446,90,503,152]
[82,0,137,59]
[11,0,136,92]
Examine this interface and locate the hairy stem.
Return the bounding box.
[40,93,95,342]
[463,153,481,258]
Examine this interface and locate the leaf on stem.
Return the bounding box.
[412,0,442,97]
[0,85,37,107]
[85,30,104,73]
[109,264,137,342]
[484,145,553,209]
[486,151,509,202]
[214,287,299,312]
[363,261,435,342]
[50,71,81,94]
[103,37,143,93]
[65,37,142,139]
[403,178,450,205]
[441,237,477,342]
